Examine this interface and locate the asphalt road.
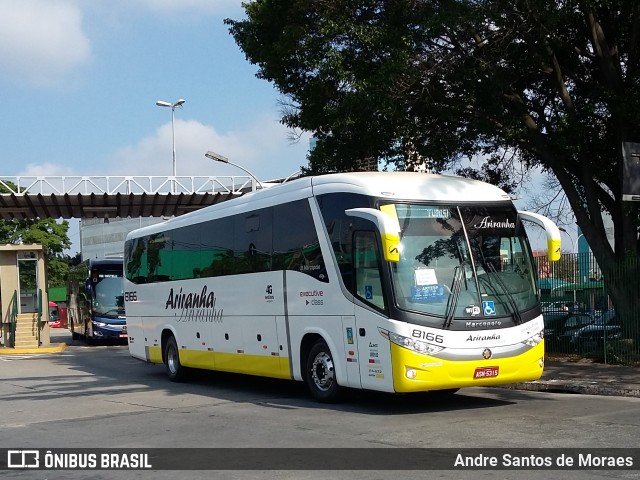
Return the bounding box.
[1,332,639,480]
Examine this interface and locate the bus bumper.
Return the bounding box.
[391,341,545,393]
[91,322,128,340]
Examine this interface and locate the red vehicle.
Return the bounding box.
[48,301,62,328]
[48,302,68,329]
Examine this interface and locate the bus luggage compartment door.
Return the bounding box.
[341,316,362,389]
[127,316,147,361]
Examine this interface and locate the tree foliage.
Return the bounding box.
[0,181,73,287]
[228,0,640,331]
[0,218,71,256]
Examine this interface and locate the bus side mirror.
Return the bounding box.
[345,208,401,263]
[518,210,561,262]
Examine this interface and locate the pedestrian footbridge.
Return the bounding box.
[0,175,258,220]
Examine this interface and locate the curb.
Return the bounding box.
[501,381,640,398]
[0,343,68,356]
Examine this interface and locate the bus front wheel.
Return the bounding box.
[306,340,343,403]
[164,336,188,382]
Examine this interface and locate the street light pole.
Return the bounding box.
[559,227,582,304]
[282,170,302,183]
[156,98,185,192]
[573,233,584,255]
[205,150,263,191]
[558,227,574,252]
[572,233,586,306]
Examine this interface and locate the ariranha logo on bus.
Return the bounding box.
[472,216,515,229]
[165,285,223,323]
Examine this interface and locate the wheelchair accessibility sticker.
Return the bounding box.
[365,285,373,300]
[482,301,496,316]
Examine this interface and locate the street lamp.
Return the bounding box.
[573,233,584,255]
[558,227,574,252]
[572,233,587,305]
[205,151,263,191]
[558,227,581,303]
[156,98,185,185]
[282,170,302,183]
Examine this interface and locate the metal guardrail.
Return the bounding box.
[0,175,257,196]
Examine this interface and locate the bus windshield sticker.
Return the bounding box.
[482,301,496,316]
[365,285,373,300]
[465,305,481,316]
[414,268,437,286]
[411,284,445,303]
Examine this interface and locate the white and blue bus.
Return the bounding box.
[124,172,560,402]
[67,258,127,343]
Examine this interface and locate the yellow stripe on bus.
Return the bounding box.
[148,346,163,364]
[147,346,291,380]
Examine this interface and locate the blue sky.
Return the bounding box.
[0,0,310,181]
[0,0,568,254]
[0,0,313,253]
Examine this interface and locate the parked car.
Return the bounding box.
[544,312,598,352]
[568,313,621,353]
[543,311,570,335]
[542,301,581,314]
[542,301,567,313]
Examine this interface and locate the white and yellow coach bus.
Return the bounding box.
[124,172,560,402]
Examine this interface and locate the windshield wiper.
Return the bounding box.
[444,266,463,329]
[485,263,523,324]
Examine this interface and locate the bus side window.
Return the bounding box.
[353,231,386,312]
[317,192,372,293]
[273,200,327,282]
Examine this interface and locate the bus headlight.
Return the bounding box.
[523,330,544,347]
[93,321,107,328]
[379,328,444,356]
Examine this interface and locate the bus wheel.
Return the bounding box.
[306,340,343,403]
[165,336,187,382]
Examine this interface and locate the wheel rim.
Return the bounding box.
[167,345,178,374]
[311,351,334,392]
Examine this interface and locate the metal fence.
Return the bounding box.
[535,252,640,365]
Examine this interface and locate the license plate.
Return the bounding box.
[473,366,499,379]
[119,334,128,338]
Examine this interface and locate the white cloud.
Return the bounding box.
[17,162,76,177]
[109,116,310,180]
[12,116,310,182]
[133,0,242,15]
[0,0,91,86]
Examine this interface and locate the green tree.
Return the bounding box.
[0,182,73,287]
[227,0,640,335]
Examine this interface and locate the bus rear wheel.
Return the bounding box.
[305,340,343,403]
[165,336,188,382]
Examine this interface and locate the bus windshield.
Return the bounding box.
[386,203,538,320]
[92,276,125,318]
